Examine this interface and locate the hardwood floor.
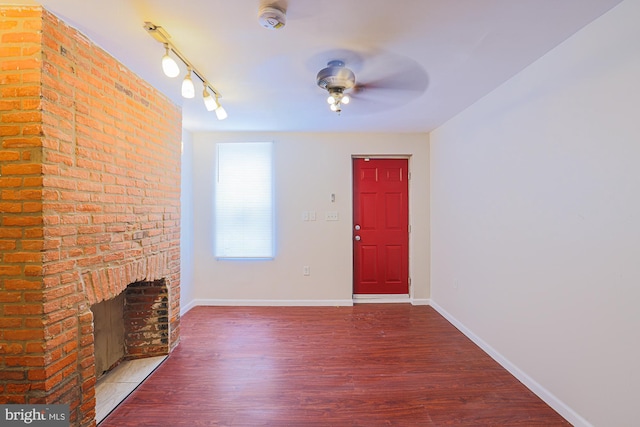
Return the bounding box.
[100,305,569,426]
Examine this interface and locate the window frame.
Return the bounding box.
[213,141,275,260]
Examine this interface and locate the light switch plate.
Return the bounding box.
[325,211,339,221]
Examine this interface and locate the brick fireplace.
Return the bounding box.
[1,7,182,427]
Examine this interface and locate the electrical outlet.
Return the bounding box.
[303,266,310,276]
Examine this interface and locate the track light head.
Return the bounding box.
[181,69,195,98]
[203,88,216,111]
[161,44,180,78]
[215,102,228,121]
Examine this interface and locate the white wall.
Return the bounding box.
[190,132,429,305]
[430,1,639,426]
[179,130,196,314]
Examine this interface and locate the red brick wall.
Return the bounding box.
[1,6,182,426]
[0,3,46,412]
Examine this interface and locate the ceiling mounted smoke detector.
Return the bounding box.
[258,5,287,30]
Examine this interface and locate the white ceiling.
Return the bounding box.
[9,0,622,133]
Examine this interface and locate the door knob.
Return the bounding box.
[355,235,361,241]
[354,225,361,230]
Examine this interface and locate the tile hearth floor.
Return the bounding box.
[95,356,166,424]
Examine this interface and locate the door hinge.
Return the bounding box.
[408,172,411,180]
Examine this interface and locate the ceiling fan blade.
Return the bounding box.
[356,54,427,90]
[347,56,428,115]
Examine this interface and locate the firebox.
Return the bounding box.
[91,280,169,379]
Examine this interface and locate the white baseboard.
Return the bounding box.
[353,294,411,304]
[429,300,591,427]
[351,295,431,306]
[180,299,198,316]
[181,297,431,315]
[189,298,354,307]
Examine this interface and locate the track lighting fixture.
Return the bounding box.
[144,22,227,120]
[203,88,216,111]
[181,68,195,98]
[161,44,180,78]
[201,89,227,120]
[214,96,228,121]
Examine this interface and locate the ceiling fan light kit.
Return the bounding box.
[143,21,227,120]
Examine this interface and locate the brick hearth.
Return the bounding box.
[0,6,182,426]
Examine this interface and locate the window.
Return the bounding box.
[214,142,274,258]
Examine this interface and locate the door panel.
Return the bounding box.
[385,193,403,229]
[385,245,403,282]
[353,158,409,295]
[360,246,378,282]
[360,193,377,229]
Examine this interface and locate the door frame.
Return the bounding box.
[351,155,412,302]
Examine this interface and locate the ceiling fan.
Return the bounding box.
[316,60,356,114]
[314,50,429,115]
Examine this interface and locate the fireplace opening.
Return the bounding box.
[91,279,170,422]
[91,279,169,376]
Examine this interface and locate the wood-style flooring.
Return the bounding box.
[100,304,570,426]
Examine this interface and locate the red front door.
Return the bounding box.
[352,158,409,294]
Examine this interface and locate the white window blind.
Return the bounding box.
[215,142,274,258]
